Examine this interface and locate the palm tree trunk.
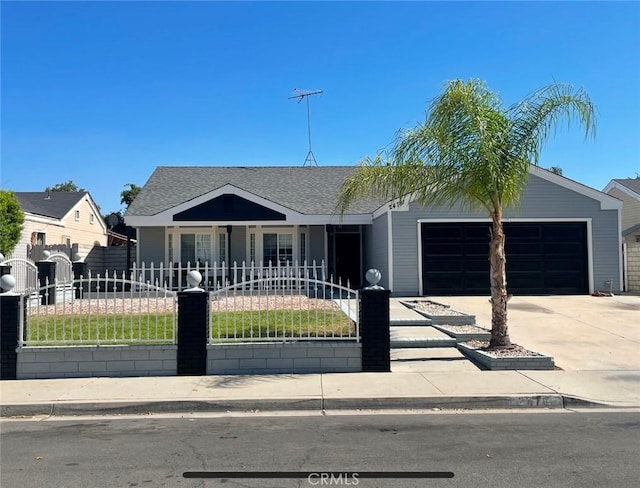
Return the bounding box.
[489,211,511,347]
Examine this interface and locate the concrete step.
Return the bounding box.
[390,326,457,348]
[390,317,432,326]
[391,347,482,372]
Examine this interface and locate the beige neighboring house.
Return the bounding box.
[604,178,640,292]
[11,191,107,260]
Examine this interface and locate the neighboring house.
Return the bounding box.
[125,165,623,296]
[11,191,107,260]
[604,178,640,292]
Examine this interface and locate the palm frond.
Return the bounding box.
[508,83,596,166]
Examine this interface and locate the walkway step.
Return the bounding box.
[391,347,482,372]
[390,326,457,348]
[390,337,457,348]
[390,317,432,326]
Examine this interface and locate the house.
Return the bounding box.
[604,178,640,292]
[11,191,107,261]
[125,165,623,295]
[603,179,640,243]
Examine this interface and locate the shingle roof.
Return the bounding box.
[126,166,385,216]
[613,178,640,197]
[14,192,87,219]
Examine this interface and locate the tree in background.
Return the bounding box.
[120,183,141,209]
[338,79,595,347]
[0,190,25,256]
[45,180,85,192]
[548,166,563,175]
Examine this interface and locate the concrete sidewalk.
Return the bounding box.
[1,295,638,417]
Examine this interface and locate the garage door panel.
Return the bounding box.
[421,222,588,295]
[543,241,584,255]
[506,242,543,255]
[424,243,462,255]
[507,257,543,272]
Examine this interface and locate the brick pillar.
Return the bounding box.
[1,294,24,380]
[36,260,57,305]
[177,290,209,375]
[72,262,88,299]
[359,287,391,372]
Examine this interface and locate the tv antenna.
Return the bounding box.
[289,88,323,166]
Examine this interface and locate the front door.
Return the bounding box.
[334,233,362,288]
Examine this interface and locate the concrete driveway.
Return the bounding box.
[426,295,640,371]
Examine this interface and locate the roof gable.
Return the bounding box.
[603,179,640,201]
[14,192,88,219]
[173,193,286,222]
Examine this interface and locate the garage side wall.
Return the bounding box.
[390,174,621,295]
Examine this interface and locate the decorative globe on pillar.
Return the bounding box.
[365,268,383,290]
[0,274,17,294]
[185,270,203,291]
[42,250,51,260]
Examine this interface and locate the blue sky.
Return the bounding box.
[2,1,639,214]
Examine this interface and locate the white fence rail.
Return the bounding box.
[132,260,326,292]
[209,274,359,343]
[20,273,177,347]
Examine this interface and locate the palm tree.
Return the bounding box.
[337,79,595,347]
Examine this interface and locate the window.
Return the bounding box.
[31,232,46,246]
[168,234,174,264]
[180,233,211,266]
[75,210,80,221]
[263,233,293,266]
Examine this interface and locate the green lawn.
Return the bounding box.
[210,310,355,340]
[25,310,356,345]
[26,313,176,345]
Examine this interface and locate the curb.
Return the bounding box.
[2,394,621,418]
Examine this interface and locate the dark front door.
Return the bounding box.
[334,233,362,288]
[421,222,588,295]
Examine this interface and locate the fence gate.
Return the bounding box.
[47,253,73,284]
[0,257,38,294]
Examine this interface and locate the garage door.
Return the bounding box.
[421,222,588,295]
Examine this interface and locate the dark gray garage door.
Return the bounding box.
[421,222,588,295]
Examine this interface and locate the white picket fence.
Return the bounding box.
[132,260,327,292]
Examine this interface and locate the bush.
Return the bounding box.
[0,190,24,256]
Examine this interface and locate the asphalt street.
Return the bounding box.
[1,410,639,488]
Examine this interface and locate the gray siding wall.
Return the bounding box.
[363,214,389,289]
[230,226,246,263]
[308,225,325,264]
[137,227,165,265]
[390,174,621,295]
